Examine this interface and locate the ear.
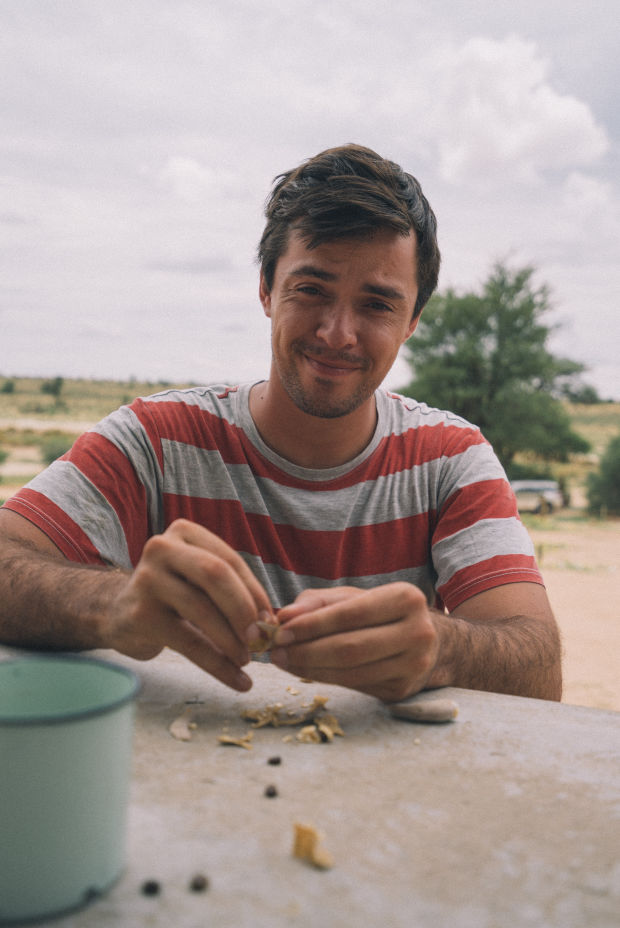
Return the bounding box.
[403,313,420,342]
[259,271,272,317]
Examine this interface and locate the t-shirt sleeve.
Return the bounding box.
[430,431,543,611]
[2,403,161,568]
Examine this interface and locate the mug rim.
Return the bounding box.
[0,654,141,727]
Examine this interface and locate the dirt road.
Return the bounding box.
[529,516,620,712]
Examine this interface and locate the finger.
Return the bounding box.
[144,569,251,666]
[276,583,428,644]
[272,622,409,674]
[278,586,362,622]
[170,520,273,616]
[145,529,271,645]
[274,646,416,701]
[165,618,253,692]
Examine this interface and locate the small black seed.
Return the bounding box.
[267,755,282,765]
[264,784,278,797]
[189,873,209,892]
[141,879,161,896]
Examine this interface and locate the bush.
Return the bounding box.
[39,434,74,466]
[1,379,15,394]
[40,377,64,399]
[587,433,620,516]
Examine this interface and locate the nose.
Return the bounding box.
[315,303,358,350]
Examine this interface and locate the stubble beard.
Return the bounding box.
[274,341,375,419]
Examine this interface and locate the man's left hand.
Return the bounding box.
[269,583,439,702]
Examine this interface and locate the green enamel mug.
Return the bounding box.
[0,655,139,924]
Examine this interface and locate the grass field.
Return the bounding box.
[0,375,193,424]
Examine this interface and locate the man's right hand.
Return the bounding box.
[0,512,274,692]
[110,519,274,690]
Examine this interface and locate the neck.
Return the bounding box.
[249,379,378,469]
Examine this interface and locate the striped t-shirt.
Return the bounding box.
[3,382,542,612]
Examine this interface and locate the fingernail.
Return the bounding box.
[246,623,259,646]
[235,671,252,692]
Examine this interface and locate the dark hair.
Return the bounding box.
[257,144,440,317]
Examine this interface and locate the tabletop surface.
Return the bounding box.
[2,647,619,928]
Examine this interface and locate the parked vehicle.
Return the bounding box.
[510,480,565,514]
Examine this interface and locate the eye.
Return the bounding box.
[367,300,393,313]
[295,284,324,298]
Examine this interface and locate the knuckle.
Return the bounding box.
[394,581,427,611]
[202,553,232,585]
[142,532,169,560]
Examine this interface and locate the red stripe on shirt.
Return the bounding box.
[4,489,106,565]
[67,433,150,565]
[163,494,432,578]
[433,478,519,543]
[439,554,543,611]
[134,397,487,491]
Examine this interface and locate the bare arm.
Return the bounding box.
[428,583,562,699]
[0,509,274,691]
[269,581,562,702]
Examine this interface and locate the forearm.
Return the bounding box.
[427,610,562,701]
[0,539,126,652]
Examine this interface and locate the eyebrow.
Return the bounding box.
[288,265,406,302]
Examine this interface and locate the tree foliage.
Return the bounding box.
[40,376,64,399]
[587,433,620,516]
[398,263,590,467]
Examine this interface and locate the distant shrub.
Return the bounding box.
[40,377,64,399]
[40,434,74,466]
[587,433,620,516]
[1,379,15,394]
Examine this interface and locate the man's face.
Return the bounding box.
[259,229,419,419]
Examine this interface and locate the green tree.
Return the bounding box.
[398,263,590,468]
[40,376,64,400]
[587,433,620,516]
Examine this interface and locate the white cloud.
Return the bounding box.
[153,157,230,203]
[419,36,609,186]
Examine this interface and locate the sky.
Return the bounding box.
[2,0,619,398]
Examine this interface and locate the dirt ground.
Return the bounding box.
[527,516,620,713]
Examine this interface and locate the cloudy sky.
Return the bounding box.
[2,0,619,398]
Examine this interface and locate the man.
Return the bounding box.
[0,144,561,702]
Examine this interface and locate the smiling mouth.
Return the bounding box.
[305,355,359,376]
[300,346,367,376]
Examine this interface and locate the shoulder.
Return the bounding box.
[377,389,486,454]
[125,383,251,430]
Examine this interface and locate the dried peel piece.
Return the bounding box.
[293,823,333,870]
[317,714,344,739]
[248,619,279,655]
[242,695,330,729]
[217,730,254,750]
[169,706,198,742]
[296,725,322,744]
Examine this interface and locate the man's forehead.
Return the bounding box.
[281,227,417,265]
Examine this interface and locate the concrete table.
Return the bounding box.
[4,649,620,927]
